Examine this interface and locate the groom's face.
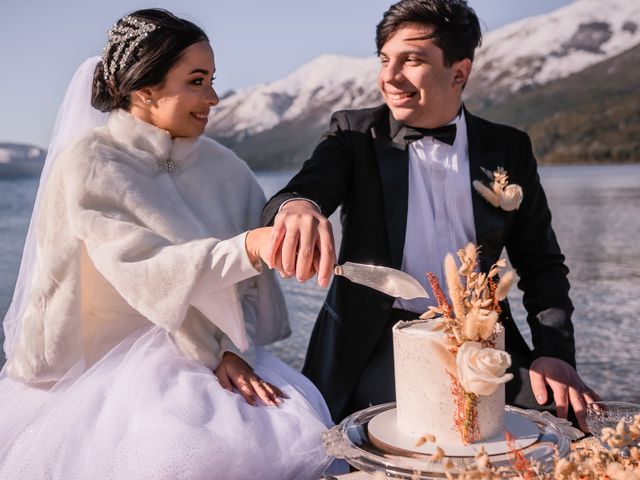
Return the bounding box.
[378,23,467,128]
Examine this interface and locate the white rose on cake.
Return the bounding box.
[456,342,513,396]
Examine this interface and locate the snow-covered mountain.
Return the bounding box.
[207,54,380,139]
[0,143,46,178]
[206,0,640,168]
[467,0,640,104]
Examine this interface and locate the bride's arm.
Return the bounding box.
[218,278,258,368]
[176,276,258,370]
[173,276,285,406]
[64,165,261,336]
[214,278,287,406]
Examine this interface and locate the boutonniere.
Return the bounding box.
[472,167,523,212]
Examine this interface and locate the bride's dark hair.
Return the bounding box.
[92,9,208,112]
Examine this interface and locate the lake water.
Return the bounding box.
[1,164,639,402]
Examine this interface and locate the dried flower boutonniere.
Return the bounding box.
[421,243,515,444]
[472,167,523,212]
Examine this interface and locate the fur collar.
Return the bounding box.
[107,109,201,171]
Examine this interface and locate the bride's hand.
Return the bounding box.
[246,226,320,281]
[214,352,288,406]
[245,227,277,268]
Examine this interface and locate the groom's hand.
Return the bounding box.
[266,199,335,287]
[529,356,600,432]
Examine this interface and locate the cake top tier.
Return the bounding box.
[393,319,504,339]
[393,319,442,338]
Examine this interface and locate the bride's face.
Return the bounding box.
[139,41,219,138]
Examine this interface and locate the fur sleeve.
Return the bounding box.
[62,139,259,335]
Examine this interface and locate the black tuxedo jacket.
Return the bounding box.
[262,105,575,421]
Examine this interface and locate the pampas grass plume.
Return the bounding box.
[472,180,500,207]
[495,270,515,301]
[445,253,466,321]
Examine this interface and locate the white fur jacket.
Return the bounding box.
[6,109,290,383]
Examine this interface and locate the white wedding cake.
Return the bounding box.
[393,319,508,444]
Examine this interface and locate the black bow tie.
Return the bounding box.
[403,123,457,146]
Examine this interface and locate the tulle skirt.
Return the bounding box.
[0,327,344,479]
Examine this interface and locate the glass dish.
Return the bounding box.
[323,402,571,479]
[586,400,640,452]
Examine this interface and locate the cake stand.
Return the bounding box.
[322,403,571,479]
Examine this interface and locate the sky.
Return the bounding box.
[0,0,572,148]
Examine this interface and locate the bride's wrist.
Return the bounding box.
[245,227,270,267]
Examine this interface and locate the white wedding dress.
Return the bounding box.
[0,332,336,479]
[0,60,343,479]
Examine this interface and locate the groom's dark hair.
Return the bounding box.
[93,9,209,112]
[376,0,482,66]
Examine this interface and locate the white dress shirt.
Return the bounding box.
[395,110,477,314]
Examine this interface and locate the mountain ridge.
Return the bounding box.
[473,43,640,164]
[206,0,640,170]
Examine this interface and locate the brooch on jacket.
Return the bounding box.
[472,167,523,212]
[157,158,181,176]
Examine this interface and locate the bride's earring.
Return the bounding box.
[145,98,152,105]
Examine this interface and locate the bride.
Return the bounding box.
[0,9,344,479]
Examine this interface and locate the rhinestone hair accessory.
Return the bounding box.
[101,16,158,85]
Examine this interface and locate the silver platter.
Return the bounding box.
[322,403,570,479]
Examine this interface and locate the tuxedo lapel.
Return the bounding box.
[372,114,409,270]
[371,108,508,272]
[466,110,508,271]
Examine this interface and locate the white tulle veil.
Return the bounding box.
[2,57,108,358]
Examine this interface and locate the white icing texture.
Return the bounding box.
[393,319,506,444]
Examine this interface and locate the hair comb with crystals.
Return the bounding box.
[101,16,159,85]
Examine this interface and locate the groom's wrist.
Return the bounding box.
[278,197,321,214]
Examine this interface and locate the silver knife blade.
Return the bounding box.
[334,262,430,300]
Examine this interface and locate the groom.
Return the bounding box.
[262,0,597,429]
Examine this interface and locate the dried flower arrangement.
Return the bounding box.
[472,167,523,212]
[366,415,639,479]
[421,242,515,444]
[432,414,640,479]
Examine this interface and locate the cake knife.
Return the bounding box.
[334,262,430,300]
